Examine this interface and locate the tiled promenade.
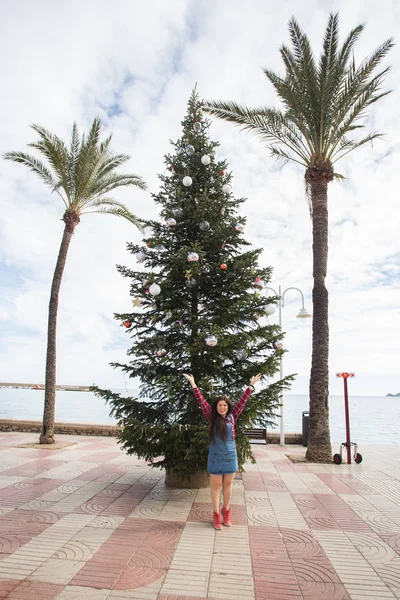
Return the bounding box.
[0,433,399,600]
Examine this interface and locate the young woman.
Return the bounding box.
[183,372,262,530]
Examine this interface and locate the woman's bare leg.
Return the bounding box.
[222,473,235,509]
[210,474,223,513]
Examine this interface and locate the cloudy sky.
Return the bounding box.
[0,0,399,397]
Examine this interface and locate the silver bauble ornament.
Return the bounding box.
[135,251,146,262]
[183,176,193,187]
[166,218,176,228]
[274,341,284,350]
[193,122,201,132]
[199,221,210,231]
[235,223,245,233]
[186,144,195,156]
[156,349,166,358]
[187,252,199,262]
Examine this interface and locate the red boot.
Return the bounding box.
[221,507,231,526]
[213,512,222,530]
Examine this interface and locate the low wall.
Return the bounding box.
[0,419,120,437]
[0,419,303,444]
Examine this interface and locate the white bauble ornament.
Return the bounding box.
[205,335,218,347]
[222,184,232,194]
[149,283,161,296]
[135,251,146,262]
[274,341,284,350]
[199,221,210,231]
[166,218,176,227]
[265,305,276,315]
[235,223,245,233]
[186,144,195,156]
[183,176,193,187]
[220,207,226,215]
[210,176,215,183]
[187,252,199,262]
[201,155,211,165]
[156,349,166,357]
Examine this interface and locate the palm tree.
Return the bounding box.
[4,119,146,444]
[204,13,393,461]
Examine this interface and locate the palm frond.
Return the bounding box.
[3,151,67,203]
[28,124,71,201]
[96,154,131,179]
[204,101,311,164]
[333,132,382,162]
[81,201,143,229]
[74,118,103,201]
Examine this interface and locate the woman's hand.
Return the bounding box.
[250,373,262,387]
[183,373,196,388]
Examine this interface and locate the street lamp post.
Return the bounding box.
[264,285,311,445]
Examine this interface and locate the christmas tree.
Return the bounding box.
[94,90,294,483]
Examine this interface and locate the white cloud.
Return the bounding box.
[0,0,399,398]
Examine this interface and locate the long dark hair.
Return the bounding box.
[208,396,233,443]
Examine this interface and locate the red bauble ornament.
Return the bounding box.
[123,320,132,328]
[221,170,226,175]
[220,263,227,270]
[146,241,152,247]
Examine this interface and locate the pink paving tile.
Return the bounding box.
[0,478,65,508]
[315,494,372,531]
[292,497,341,530]
[0,580,21,599]
[79,452,124,463]
[5,581,65,599]
[0,534,31,554]
[253,580,303,599]
[141,520,184,549]
[158,596,207,600]
[100,485,153,517]
[281,529,323,559]
[1,459,67,477]
[114,548,171,589]
[188,502,246,525]
[291,555,341,584]
[74,483,133,514]
[300,581,351,599]
[74,464,125,482]
[70,517,155,588]
[241,472,266,491]
[317,473,357,495]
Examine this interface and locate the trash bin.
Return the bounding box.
[302,411,310,447]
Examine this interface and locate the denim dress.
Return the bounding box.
[207,414,238,475]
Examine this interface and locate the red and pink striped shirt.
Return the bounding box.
[192,386,253,441]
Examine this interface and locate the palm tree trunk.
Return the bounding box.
[40,218,76,443]
[306,175,332,462]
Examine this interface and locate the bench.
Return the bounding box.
[244,428,268,444]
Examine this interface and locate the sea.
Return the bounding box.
[0,387,399,445]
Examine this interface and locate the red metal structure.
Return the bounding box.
[333,372,362,465]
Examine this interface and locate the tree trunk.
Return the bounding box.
[305,175,332,462]
[40,216,77,444]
